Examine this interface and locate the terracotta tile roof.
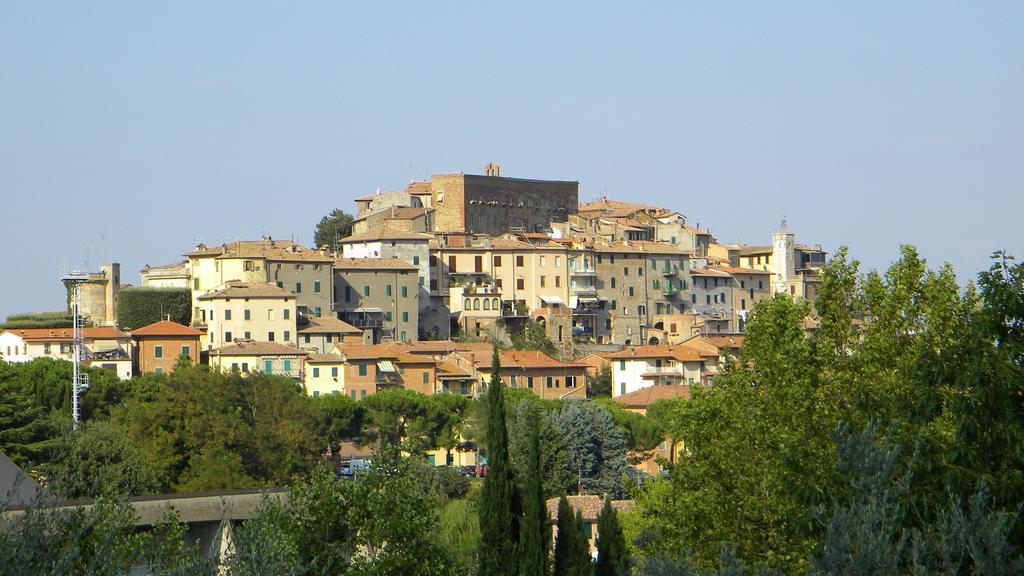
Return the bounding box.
[685,334,745,350]
[545,495,634,522]
[3,326,128,342]
[130,320,203,337]
[332,343,438,365]
[332,258,418,270]
[209,341,307,357]
[354,207,431,223]
[738,245,773,256]
[437,362,473,378]
[713,265,772,275]
[690,267,733,278]
[464,350,586,370]
[306,353,345,364]
[602,344,706,362]
[590,241,690,256]
[185,239,333,262]
[405,181,432,195]
[340,230,432,242]
[140,260,188,273]
[613,384,691,408]
[298,317,363,335]
[197,282,294,300]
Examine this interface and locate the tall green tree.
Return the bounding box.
[519,410,548,576]
[595,498,628,576]
[553,402,629,497]
[510,320,558,356]
[477,348,518,576]
[553,496,591,576]
[313,208,355,249]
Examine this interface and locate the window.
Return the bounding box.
[312,390,320,397]
[493,255,502,267]
[284,330,291,341]
[623,267,629,276]
[516,255,524,266]
[244,309,251,320]
[620,382,626,395]
[611,277,616,288]
[422,371,428,384]
[225,309,232,320]
[225,331,233,342]
[265,359,273,374]
[653,279,660,289]
[314,281,321,293]
[316,306,322,317]
[345,286,352,302]
[401,286,408,297]
[691,293,696,304]
[555,256,561,267]
[671,236,677,244]
[413,255,420,265]
[244,331,251,339]
[386,284,392,296]
[749,288,754,299]
[740,280,746,289]
[181,345,190,358]
[244,260,255,271]
[231,363,238,372]
[540,255,546,267]
[331,367,338,378]
[364,285,370,297]
[304,335,311,344]
[193,278,199,290]
[527,376,534,388]
[313,367,320,378]
[359,364,367,376]
[360,390,366,399]
[741,299,746,309]
[277,281,283,288]
[242,363,248,372]
[402,311,409,322]
[268,331,276,341]
[448,255,457,272]
[296,282,302,293]
[758,280,764,290]
[555,276,561,287]
[284,359,292,372]
[584,523,593,540]
[540,276,546,287]
[464,298,471,310]
[628,287,634,297]
[154,367,164,374]
[268,309,276,320]
[474,255,483,272]
[326,334,333,343]
[566,375,576,388]
[517,278,525,290]
[350,391,356,399]
[154,345,163,359]
[638,267,643,275]
[284,309,290,320]
[385,311,393,321]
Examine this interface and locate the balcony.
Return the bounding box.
[661,266,680,276]
[570,267,597,276]
[462,284,501,296]
[344,310,384,328]
[572,284,598,296]
[501,301,529,317]
[663,284,683,297]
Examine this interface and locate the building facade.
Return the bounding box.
[332,258,419,343]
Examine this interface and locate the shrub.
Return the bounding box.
[116,287,191,329]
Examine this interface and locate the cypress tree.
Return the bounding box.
[478,347,518,576]
[554,496,593,576]
[519,409,548,576]
[594,498,628,576]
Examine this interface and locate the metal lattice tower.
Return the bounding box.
[62,272,90,429]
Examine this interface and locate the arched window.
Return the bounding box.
[473,298,480,310]
[464,298,471,310]
[483,299,490,310]
[492,298,499,310]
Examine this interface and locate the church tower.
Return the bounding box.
[771,217,795,294]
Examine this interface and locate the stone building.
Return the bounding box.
[332,258,419,344]
[430,164,578,235]
[65,263,120,327]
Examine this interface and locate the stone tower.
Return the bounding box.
[771,218,795,294]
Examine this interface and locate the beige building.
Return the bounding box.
[304,353,346,396]
[333,258,419,343]
[209,340,307,380]
[298,316,367,353]
[0,326,132,379]
[139,261,190,289]
[196,282,297,351]
[185,238,334,321]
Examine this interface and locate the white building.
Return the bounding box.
[602,344,708,397]
[0,327,133,379]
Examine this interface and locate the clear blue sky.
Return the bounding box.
[1,1,1021,319]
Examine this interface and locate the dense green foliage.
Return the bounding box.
[519,409,549,576]
[511,319,559,356]
[314,208,356,249]
[0,311,76,330]
[628,247,1024,574]
[477,349,519,576]
[595,499,628,576]
[553,496,591,576]
[589,365,612,398]
[116,287,191,329]
[553,402,629,498]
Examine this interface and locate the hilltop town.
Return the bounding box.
[2,163,824,398]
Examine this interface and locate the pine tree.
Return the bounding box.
[478,347,518,576]
[595,498,629,576]
[571,509,594,576]
[519,409,548,576]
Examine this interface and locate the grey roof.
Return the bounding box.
[0,451,43,508]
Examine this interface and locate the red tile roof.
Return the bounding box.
[613,384,691,408]
[130,320,203,337]
[3,326,128,342]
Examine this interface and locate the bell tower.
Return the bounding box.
[771,217,795,294]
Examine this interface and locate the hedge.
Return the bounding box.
[0,312,77,330]
[116,287,191,330]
